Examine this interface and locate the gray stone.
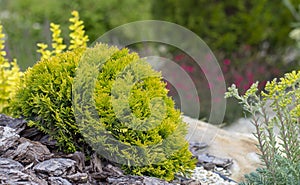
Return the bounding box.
[33,158,76,176]
[107,175,173,185]
[3,137,52,165]
[196,153,233,170]
[103,164,123,176]
[65,172,88,183]
[0,126,19,154]
[0,158,47,185]
[1,169,38,185]
[67,151,85,172]
[143,176,174,185]
[0,157,24,171]
[0,114,26,133]
[48,177,72,185]
[90,153,102,173]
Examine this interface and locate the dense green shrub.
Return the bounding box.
[12,43,196,180]
[74,44,196,180]
[226,70,300,184]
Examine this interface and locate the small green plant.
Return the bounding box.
[0,24,23,114]
[225,70,300,184]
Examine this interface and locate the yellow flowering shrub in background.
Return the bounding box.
[37,11,88,59]
[0,24,23,113]
[37,23,67,60]
[68,11,89,50]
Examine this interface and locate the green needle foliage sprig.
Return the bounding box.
[225,70,300,185]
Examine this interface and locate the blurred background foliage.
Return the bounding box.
[0,0,152,69]
[0,0,299,122]
[152,0,297,53]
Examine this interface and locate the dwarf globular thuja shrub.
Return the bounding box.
[12,43,195,180]
[73,43,196,181]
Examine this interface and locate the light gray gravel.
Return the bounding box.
[191,166,237,185]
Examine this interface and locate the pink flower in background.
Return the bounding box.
[258,80,267,90]
[246,71,254,85]
[217,75,223,82]
[181,64,194,73]
[222,65,229,73]
[168,51,283,111]
[174,54,185,61]
[223,59,231,66]
[233,74,244,88]
[243,83,252,91]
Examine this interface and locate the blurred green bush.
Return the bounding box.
[152,0,300,55]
